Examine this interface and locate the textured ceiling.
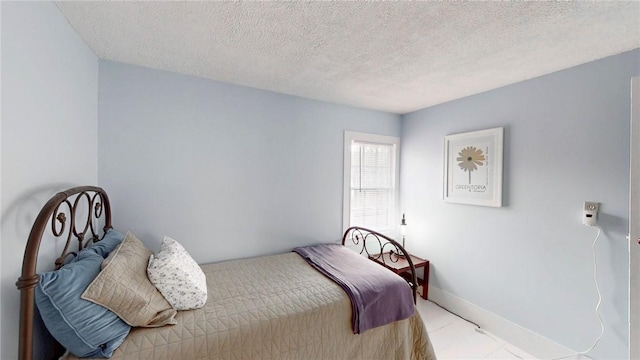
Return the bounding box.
[55,1,640,114]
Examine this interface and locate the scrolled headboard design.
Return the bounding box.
[15,186,112,360]
[341,226,418,303]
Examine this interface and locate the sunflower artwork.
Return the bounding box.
[456,146,486,185]
[444,127,503,207]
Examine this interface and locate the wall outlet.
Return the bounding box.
[583,201,599,226]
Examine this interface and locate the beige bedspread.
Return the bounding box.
[72,252,436,360]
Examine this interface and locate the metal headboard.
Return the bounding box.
[15,186,112,360]
[341,226,418,303]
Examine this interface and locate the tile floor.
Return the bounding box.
[416,298,538,359]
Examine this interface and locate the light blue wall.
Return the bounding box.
[1,2,99,359]
[401,49,640,358]
[2,2,636,357]
[98,60,401,263]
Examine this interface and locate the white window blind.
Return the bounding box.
[343,131,399,234]
[350,142,394,229]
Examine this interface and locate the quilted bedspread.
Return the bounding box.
[70,252,435,360]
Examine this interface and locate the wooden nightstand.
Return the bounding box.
[369,252,429,300]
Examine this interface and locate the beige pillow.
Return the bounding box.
[81,232,177,327]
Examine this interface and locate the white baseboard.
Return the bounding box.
[428,286,576,359]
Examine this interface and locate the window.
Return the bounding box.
[343,131,400,234]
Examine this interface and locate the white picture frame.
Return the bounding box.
[443,127,504,207]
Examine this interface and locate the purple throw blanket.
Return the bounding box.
[293,243,414,334]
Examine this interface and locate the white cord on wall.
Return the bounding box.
[553,226,604,360]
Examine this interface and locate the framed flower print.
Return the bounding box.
[443,127,503,207]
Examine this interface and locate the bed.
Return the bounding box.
[16,186,436,360]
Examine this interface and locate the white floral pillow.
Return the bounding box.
[147,236,207,310]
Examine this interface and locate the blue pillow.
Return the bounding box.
[88,229,125,258]
[36,249,130,358]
